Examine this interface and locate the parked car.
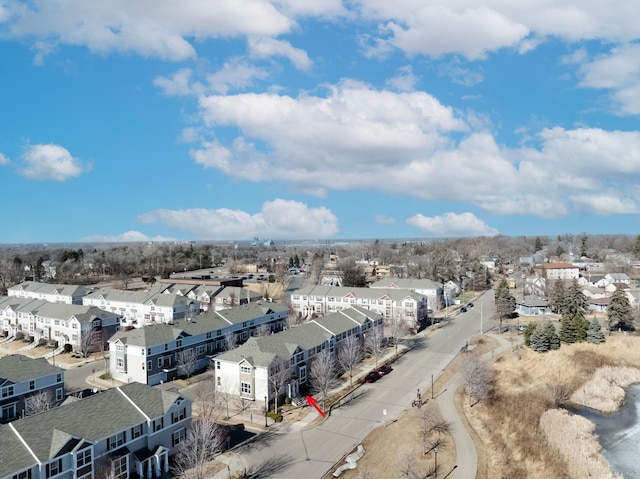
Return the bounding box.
[460,307,468,313]
[365,371,381,383]
[467,302,474,308]
[378,364,393,376]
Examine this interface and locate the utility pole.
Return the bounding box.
[480,301,483,335]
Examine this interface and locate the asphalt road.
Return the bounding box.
[236,290,497,479]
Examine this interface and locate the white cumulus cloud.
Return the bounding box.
[136,199,339,240]
[0,153,10,165]
[18,144,91,181]
[406,212,499,237]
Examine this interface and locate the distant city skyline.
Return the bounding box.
[1,2,639,243]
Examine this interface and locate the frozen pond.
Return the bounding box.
[573,384,640,478]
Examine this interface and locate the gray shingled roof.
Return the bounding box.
[109,302,287,348]
[0,383,185,476]
[294,285,426,301]
[8,281,88,298]
[217,307,381,368]
[370,277,440,290]
[0,355,63,385]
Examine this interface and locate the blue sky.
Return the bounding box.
[1,1,639,244]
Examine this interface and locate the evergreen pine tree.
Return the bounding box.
[544,323,561,350]
[549,280,566,314]
[565,280,588,318]
[573,314,589,342]
[530,327,550,353]
[523,323,537,347]
[608,287,634,332]
[559,315,577,344]
[587,318,606,344]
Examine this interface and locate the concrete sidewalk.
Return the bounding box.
[436,332,518,479]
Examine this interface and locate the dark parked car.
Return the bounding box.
[460,307,468,313]
[365,371,381,383]
[378,364,393,376]
[467,302,474,308]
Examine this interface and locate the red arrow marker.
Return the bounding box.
[306,395,326,417]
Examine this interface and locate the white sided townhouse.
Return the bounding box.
[0,297,121,352]
[0,382,191,479]
[369,277,440,311]
[0,354,65,424]
[214,307,384,408]
[82,289,200,328]
[109,302,289,386]
[290,285,428,327]
[8,281,88,305]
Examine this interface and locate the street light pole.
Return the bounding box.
[264,396,268,428]
[431,374,434,399]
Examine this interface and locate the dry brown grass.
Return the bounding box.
[571,366,640,412]
[463,335,640,479]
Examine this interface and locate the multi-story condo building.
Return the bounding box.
[0,297,121,352]
[214,306,384,406]
[82,289,200,328]
[108,302,288,386]
[8,281,89,305]
[290,285,428,326]
[542,262,580,280]
[0,382,191,479]
[0,354,65,423]
[369,277,440,311]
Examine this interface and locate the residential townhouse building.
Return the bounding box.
[290,285,428,326]
[82,289,200,328]
[0,354,65,423]
[149,281,263,312]
[214,306,384,406]
[0,382,191,479]
[108,302,288,386]
[0,297,121,352]
[8,282,88,305]
[542,263,580,280]
[369,277,440,308]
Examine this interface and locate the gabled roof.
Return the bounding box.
[108,302,287,348]
[370,277,440,290]
[0,355,63,385]
[7,281,88,298]
[216,307,382,368]
[0,383,187,476]
[293,285,426,302]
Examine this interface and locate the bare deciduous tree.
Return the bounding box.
[365,326,385,368]
[461,353,495,406]
[388,315,409,356]
[193,379,218,422]
[24,390,54,416]
[171,419,226,479]
[268,356,291,414]
[78,324,97,362]
[309,348,338,413]
[176,349,197,381]
[416,402,450,455]
[224,331,238,351]
[255,323,272,337]
[337,335,363,387]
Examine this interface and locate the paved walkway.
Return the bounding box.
[436,332,518,479]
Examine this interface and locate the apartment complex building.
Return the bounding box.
[0,354,64,424]
[108,302,288,385]
[290,285,428,326]
[0,382,191,479]
[214,306,384,406]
